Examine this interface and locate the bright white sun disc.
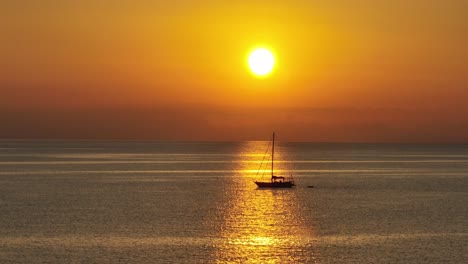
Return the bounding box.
[248,48,275,76]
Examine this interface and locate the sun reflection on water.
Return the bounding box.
[211,141,318,263]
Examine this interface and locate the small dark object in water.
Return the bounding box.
[307,185,314,188]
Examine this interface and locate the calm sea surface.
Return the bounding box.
[0,141,467,263]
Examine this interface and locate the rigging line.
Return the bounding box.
[254,139,272,180]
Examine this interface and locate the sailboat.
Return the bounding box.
[254,132,295,188]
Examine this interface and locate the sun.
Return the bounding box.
[248,48,275,77]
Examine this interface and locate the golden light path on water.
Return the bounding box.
[210,141,319,263]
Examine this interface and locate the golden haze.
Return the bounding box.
[1,1,467,141]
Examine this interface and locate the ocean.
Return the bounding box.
[0,140,467,263]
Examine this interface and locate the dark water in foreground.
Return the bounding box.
[0,141,467,263]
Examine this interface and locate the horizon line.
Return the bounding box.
[1,138,467,145]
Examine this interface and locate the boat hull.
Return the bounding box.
[254,181,295,188]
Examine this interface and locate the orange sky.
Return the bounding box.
[1,0,467,142]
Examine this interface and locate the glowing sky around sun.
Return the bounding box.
[1,0,467,141]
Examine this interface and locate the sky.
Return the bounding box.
[1,0,467,142]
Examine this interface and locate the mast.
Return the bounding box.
[271,132,275,177]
